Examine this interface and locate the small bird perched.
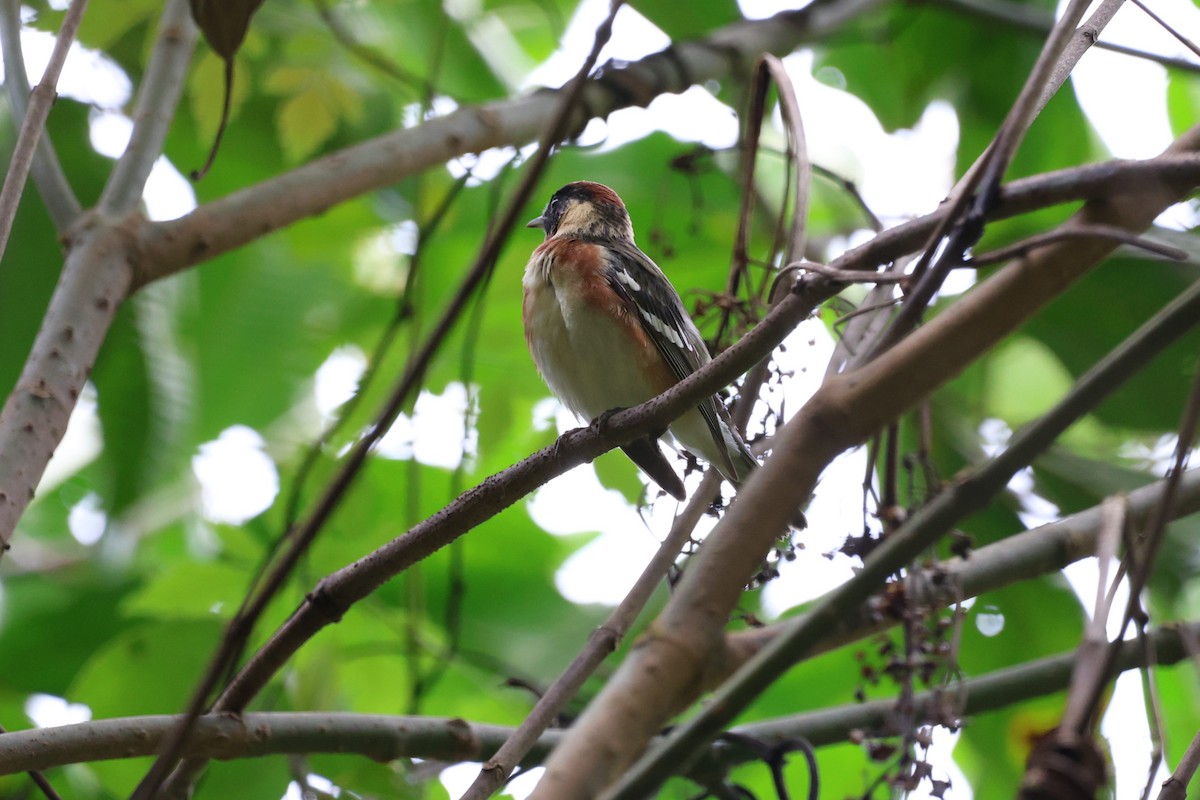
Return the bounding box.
[522,180,767,506]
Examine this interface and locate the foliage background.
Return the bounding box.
[0,0,1198,798]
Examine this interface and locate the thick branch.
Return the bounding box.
[0,213,134,551]
[0,622,1194,779]
[131,0,883,288]
[726,466,1200,667]
[529,125,1200,799]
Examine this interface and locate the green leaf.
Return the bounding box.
[631,0,742,40]
[1021,258,1200,432]
[188,49,253,145]
[277,86,339,163]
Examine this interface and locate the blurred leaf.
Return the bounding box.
[188,49,253,145]
[1021,258,1200,432]
[91,306,155,517]
[0,570,136,695]
[632,0,742,40]
[277,86,339,163]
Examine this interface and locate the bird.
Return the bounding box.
[522,180,797,522]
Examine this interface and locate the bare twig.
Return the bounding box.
[98,0,196,213]
[0,0,87,258]
[1081,358,1200,729]
[0,0,80,229]
[458,471,722,800]
[969,224,1188,266]
[1158,728,1200,800]
[928,0,1200,74]
[143,3,626,797]
[1130,0,1200,60]
[597,270,1200,799]
[861,0,1099,363]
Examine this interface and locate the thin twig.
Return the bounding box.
[970,224,1188,266]
[861,0,1099,363]
[459,471,722,800]
[1158,728,1200,800]
[0,0,80,229]
[1058,496,1126,734]
[601,274,1200,800]
[1137,616,1166,800]
[98,0,197,213]
[1130,0,1200,60]
[928,0,1200,74]
[1082,358,1200,729]
[143,3,625,798]
[0,0,87,259]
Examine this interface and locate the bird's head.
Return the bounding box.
[527,181,635,241]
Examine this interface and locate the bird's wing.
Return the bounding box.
[602,239,739,478]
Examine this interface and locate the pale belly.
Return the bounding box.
[524,278,660,420]
[523,275,721,468]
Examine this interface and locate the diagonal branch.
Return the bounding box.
[0,0,87,254]
[725,465,1200,675]
[131,0,884,289]
[0,622,1196,780]
[926,0,1200,73]
[98,0,196,214]
[605,265,1200,800]
[0,0,81,230]
[528,123,1200,798]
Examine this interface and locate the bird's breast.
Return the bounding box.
[522,244,671,420]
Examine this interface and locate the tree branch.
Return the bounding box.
[0,0,81,230]
[927,0,1200,74]
[98,0,196,213]
[131,0,884,289]
[0,0,86,253]
[459,472,722,800]
[726,466,1200,668]
[0,622,1195,780]
[528,124,1200,798]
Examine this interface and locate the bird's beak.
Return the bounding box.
[526,216,545,230]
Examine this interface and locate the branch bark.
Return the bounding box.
[131,0,882,289]
[726,466,1200,669]
[527,124,1200,798]
[0,0,87,254]
[0,621,1195,780]
[0,0,883,557]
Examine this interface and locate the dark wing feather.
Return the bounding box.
[601,239,738,478]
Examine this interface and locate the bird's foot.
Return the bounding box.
[590,407,626,432]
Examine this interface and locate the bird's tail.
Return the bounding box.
[724,433,807,530]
